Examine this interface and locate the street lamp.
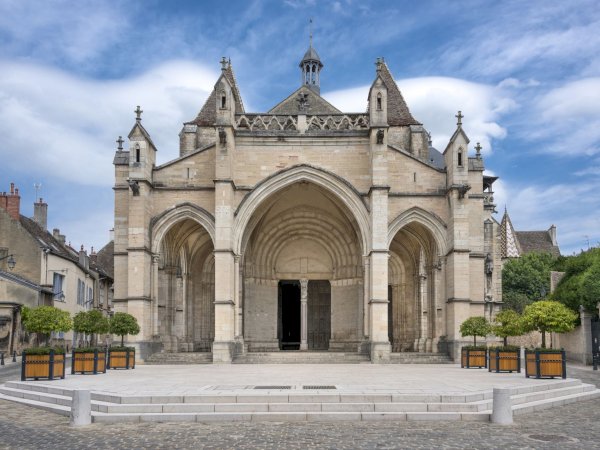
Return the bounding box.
[0,254,16,270]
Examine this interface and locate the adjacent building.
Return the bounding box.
[0,184,113,353]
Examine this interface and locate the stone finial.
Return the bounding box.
[455,110,463,126]
[220,56,228,71]
[426,131,432,146]
[475,142,482,159]
[116,136,124,151]
[375,57,383,73]
[134,106,143,122]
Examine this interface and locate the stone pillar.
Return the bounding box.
[213,250,235,362]
[363,256,370,339]
[300,279,308,350]
[234,255,242,340]
[580,306,593,365]
[491,387,513,425]
[70,390,91,427]
[151,255,159,336]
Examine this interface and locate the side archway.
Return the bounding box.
[387,207,447,254]
[151,203,215,254]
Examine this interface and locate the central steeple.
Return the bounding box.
[299,19,323,94]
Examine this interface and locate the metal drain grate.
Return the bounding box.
[253,386,292,390]
[303,386,336,390]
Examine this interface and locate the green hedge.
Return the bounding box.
[108,346,135,352]
[23,347,66,355]
[488,345,520,352]
[73,347,105,353]
[461,345,488,351]
[528,347,565,353]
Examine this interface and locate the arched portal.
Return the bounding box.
[241,182,364,352]
[389,221,445,353]
[153,217,214,352]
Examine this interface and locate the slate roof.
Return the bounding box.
[499,210,560,258]
[188,63,245,126]
[375,62,421,126]
[300,46,322,66]
[516,231,560,257]
[95,240,114,279]
[427,146,445,170]
[128,121,158,151]
[19,216,76,262]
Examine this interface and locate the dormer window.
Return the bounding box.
[376,93,382,111]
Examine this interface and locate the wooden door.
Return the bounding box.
[308,280,330,350]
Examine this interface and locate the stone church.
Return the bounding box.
[112,42,504,363]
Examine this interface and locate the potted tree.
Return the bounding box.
[72,310,110,375]
[522,300,577,379]
[460,316,491,368]
[107,313,140,369]
[20,306,72,381]
[489,309,524,373]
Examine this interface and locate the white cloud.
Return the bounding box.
[0,60,218,186]
[527,78,600,156]
[323,76,515,154]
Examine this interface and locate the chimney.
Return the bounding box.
[549,225,557,246]
[109,228,115,242]
[33,198,48,230]
[0,182,21,221]
[79,245,89,270]
[90,246,97,264]
[52,228,66,245]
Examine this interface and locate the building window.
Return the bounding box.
[52,273,65,302]
[376,93,382,111]
[87,286,93,309]
[458,151,463,167]
[135,145,141,163]
[220,91,226,109]
[77,279,85,306]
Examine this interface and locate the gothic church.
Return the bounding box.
[112,42,503,363]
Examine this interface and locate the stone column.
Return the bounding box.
[151,255,159,335]
[363,256,370,339]
[300,279,308,350]
[234,255,241,340]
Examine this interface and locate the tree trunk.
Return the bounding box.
[121,335,124,347]
[473,335,476,346]
[504,336,508,347]
[541,331,546,349]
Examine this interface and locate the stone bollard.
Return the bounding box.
[491,387,513,425]
[70,390,92,426]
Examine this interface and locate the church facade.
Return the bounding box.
[112,45,503,363]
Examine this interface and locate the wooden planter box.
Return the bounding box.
[107,348,135,370]
[461,348,487,368]
[21,350,65,381]
[72,349,106,375]
[525,349,566,379]
[489,349,520,373]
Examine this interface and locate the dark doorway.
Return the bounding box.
[278,280,300,350]
[308,280,331,350]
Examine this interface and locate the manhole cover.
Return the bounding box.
[527,434,578,444]
[303,385,336,390]
[253,386,291,390]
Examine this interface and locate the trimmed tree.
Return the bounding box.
[73,310,110,347]
[492,309,524,347]
[460,316,491,347]
[21,306,72,347]
[110,312,140,347]
[521,300,578,349]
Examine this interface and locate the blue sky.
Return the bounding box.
[1,0,599,255]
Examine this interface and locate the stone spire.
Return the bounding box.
[299,19,323,94]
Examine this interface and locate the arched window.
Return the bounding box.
[376,93,383,111]
[220,91,226,109]
[457,150,463,167]
[135,145,141,163]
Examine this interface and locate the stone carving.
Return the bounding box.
[128,180,140,196]
[218,128,227,144]
[376,129,384,144]
[297,93,310,112]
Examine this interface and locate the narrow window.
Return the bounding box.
[376,93,382,111]
[458,151,463,167]
[221,93,226,109]
[135,145,140,163]
[413,172,417,182]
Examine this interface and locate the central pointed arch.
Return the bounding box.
[233,164,371,255]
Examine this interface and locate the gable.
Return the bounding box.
[268,86,341,115]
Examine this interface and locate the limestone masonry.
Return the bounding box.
[113,43,506,363]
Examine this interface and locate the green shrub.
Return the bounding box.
[109,313,141,347]
[460,316,491,346]
[23,346,66,355]
[522,300,577,348]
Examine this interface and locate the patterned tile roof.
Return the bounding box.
[377,62,421,126]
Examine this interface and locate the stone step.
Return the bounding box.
[234,352,370,364]
[3,378,598,423]
[145,352,213,365]
[91,410,492,423]
[390,352,453,364]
